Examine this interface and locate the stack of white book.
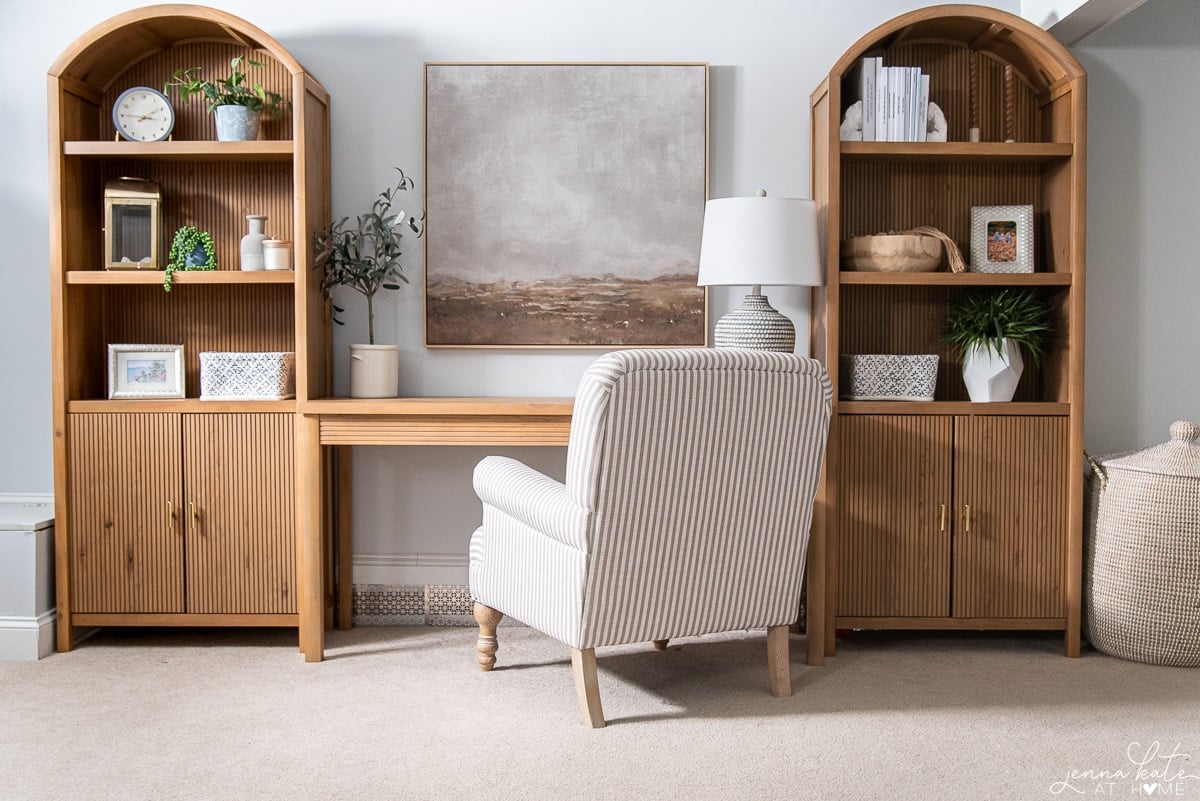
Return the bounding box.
[854,56,930,142]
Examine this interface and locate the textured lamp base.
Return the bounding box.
[713,293,796,352]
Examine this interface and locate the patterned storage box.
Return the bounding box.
[200,351,296,400]
[839,354,937,401]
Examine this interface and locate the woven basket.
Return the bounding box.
[1083,420,1200,666]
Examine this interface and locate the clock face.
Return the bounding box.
[113,87,175,142]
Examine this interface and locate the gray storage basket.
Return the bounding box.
[1084,421,1200,666]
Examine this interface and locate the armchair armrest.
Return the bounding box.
[473,456,590,551]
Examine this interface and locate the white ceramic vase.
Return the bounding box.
[214,105,260,141]
[962,339,1023,402]
[349,344,399,398]
[240,215,267,270]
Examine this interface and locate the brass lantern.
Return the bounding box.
[104,178,161,270]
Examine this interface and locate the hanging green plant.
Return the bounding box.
[164,226,216,292]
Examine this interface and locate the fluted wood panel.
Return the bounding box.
[97,159,293,271]
[183,413,295,614]
[848,45,1039,144]
[79,284,294,400]
[839,285,1043,401]
[100,43,294,142]
[68,413,184,613]
[840,160,1041,251]
[837,415,951,617]
[952,415,1067,618]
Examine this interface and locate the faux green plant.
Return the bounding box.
[944,288,1054,365]
[164,226,216,292]
[313,168,424,344]
[164,55,286,117]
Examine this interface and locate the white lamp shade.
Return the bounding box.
[696,196,823,287]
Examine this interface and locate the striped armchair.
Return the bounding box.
[469,348,831,727]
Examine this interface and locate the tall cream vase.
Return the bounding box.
[349,344,399,398]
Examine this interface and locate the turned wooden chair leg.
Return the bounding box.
[767,625,792,698]
[651,639,669,651]
[474,602,503,672]
[570,648,606,728]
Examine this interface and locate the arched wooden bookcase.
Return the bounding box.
[809,4,1086,658]
[47,5,331,651]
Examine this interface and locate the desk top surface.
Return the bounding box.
[298,397,574,416]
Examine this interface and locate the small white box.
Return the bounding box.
[840,354,938,401]
[0,496,55,661]
[200,351,296,400]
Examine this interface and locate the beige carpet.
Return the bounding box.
[2,625,1198,801]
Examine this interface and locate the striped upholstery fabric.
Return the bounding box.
[469,348,831,650]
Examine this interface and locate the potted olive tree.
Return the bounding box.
[314,168,423,398]
[164,55,285,141]
[944,288,1054,402]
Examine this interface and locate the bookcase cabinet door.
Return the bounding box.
[837,414,952,618]
[182,414,296,614]
[952,415,1068,619]
[67,413,184,614]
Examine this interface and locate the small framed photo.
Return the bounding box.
[970,204,1034,273]
[108,344,185,399]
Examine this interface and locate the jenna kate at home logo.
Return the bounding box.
[1050,742,1200,796]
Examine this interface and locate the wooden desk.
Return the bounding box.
[296,398,574,661]
[294,397,826,666]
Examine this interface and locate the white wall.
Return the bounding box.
[1074,0,1200,455]
[38,0,1197,586]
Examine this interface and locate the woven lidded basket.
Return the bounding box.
[1084,420,1200,666]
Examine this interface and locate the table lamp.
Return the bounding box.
[697,192,823,352]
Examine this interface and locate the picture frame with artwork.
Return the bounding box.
[423,62,709,348]
[108,344,185,399]
[969,204,1034,273]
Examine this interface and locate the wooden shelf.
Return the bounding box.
[66,270,295,285]
[838,272,1072,286]
[63,140,294,161]
[840,142,1073,162]
[838,401,1070,416]
[69,399,297,413]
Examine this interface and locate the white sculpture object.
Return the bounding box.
[840,100,864,141]
[926,101,948,142]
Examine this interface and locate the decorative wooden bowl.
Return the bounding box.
[841,234,943,272]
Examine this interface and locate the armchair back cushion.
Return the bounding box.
[470,348,831,650]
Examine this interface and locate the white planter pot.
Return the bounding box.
[962,339,1023,402]
[349,344,399,398]
[214,105,260,141]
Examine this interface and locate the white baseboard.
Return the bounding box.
[353,553,469,586]
[0,610,56,661]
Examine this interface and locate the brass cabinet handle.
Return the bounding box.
[189,501,198,531]
[939,503,946,532]
[963,504,971,532]
[167,500,175,530]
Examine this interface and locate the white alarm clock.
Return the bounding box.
[112,86,175,142]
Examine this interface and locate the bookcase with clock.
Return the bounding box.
[47,5,331,649]
[809,5,1087,657]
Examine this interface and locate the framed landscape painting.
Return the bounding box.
[424,62,709,347]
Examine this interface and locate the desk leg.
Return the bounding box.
[337,445,354,630]
[298,413,325,662]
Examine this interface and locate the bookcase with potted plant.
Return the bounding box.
[809,5,1086,656]
[47,6,330,650]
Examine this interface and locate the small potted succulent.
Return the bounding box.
[164,55,285,141]
[944,287,1054,402]
[314,168,423,397]
[163,225,216,292]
